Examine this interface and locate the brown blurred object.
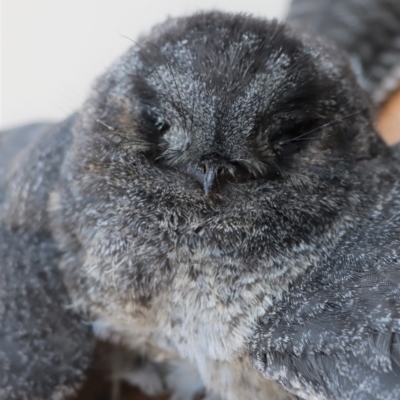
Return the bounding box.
[377,87,400,145]
[72,342,171,400]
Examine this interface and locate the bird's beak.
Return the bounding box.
[198,160,225,195]
[203,163,218,195]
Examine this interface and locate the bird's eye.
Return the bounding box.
[142,111,171,136]
[153,116,170,135]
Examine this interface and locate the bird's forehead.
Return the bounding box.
[142,33,293,88]
[137,41,293,123]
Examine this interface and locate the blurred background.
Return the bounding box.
[1,0,290,130]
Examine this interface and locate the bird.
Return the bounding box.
[1,6,400,400]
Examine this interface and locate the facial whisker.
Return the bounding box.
[285,135,332,142]
[279,108,367,146]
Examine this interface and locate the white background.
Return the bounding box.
[0,0,290,129]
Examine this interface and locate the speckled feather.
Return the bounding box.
[251,146,400,399]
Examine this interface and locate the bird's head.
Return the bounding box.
[80,12,383,197]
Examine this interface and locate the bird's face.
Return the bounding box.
[86,13,374,198]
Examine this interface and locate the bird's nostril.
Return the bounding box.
[217,166,225,175]
[198,163,206,174]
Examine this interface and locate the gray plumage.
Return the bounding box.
[251,144,400,399]
[0,229,95,400]
[287,0,400,105]
[0,121,95,400]
[1,6,400,400]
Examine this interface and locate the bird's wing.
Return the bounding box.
[287,0,400,105]
[250,179,400,399]
[0,120,95,399]
[0,227,95,400]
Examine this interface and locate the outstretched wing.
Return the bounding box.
[287,0,400,105]
[250,176,400,399]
